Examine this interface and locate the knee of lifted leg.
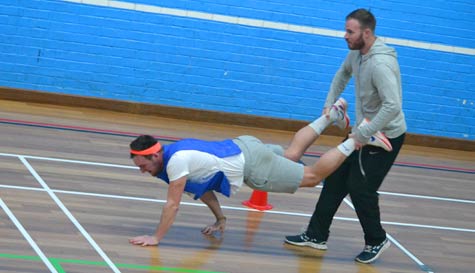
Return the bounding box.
[301,170,323,188]
[303,179,322,188]
[284,150,301,162]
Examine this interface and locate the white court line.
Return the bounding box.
[387,233,434,273]
[0,198,59,273]
[1,184,473,233]
[1,152,472,273]
[379,190,475,204]
[0,152,136,169]
[343,198,434,273]
[1,152,473,205]
[18,156,122,273]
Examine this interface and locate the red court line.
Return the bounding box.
[0,118,181,140]
[1,118,474,174]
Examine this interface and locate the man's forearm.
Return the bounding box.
[200,191,225,220]
[154,203,179,241]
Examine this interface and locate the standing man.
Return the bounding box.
[285,8,407,264]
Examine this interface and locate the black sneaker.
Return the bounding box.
[284,232,328,250]
[355,238,391,264]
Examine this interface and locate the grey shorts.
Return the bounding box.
[233,135,304,193]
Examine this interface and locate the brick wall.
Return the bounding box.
[1,0,474,139]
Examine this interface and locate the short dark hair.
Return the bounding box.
[346,8,376,32]
[130,135,157,159]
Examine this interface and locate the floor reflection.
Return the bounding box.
[148,233,224,273]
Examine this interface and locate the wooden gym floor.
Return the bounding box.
[0,99,474,273]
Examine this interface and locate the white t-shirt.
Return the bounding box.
[166,150,245,196]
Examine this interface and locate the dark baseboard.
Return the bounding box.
[1,87,473,151]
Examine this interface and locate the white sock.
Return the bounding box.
[337,138,356,156]
[308,115,332,135]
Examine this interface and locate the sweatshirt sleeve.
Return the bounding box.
[325,53,353,108]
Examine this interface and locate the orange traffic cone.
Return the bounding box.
[242,190,273,211]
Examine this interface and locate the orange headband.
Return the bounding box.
[130,142,162,155]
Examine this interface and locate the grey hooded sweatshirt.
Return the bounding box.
[325,37,407,142]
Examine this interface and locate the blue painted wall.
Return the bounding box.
[1,0,474,140]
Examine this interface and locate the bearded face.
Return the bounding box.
[347,32,365,50]
[344,19,366,50]
[133,154,163,177]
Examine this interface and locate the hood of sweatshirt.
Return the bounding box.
[362,37,397,61]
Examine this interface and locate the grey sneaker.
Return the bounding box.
[284,232,328,250]
[329,97,350,130]
[355,238,391,264]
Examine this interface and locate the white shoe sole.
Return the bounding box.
[284,239,328,250]
[371,132,393,152]
[355,240,391,264]
[332,98,350,130]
